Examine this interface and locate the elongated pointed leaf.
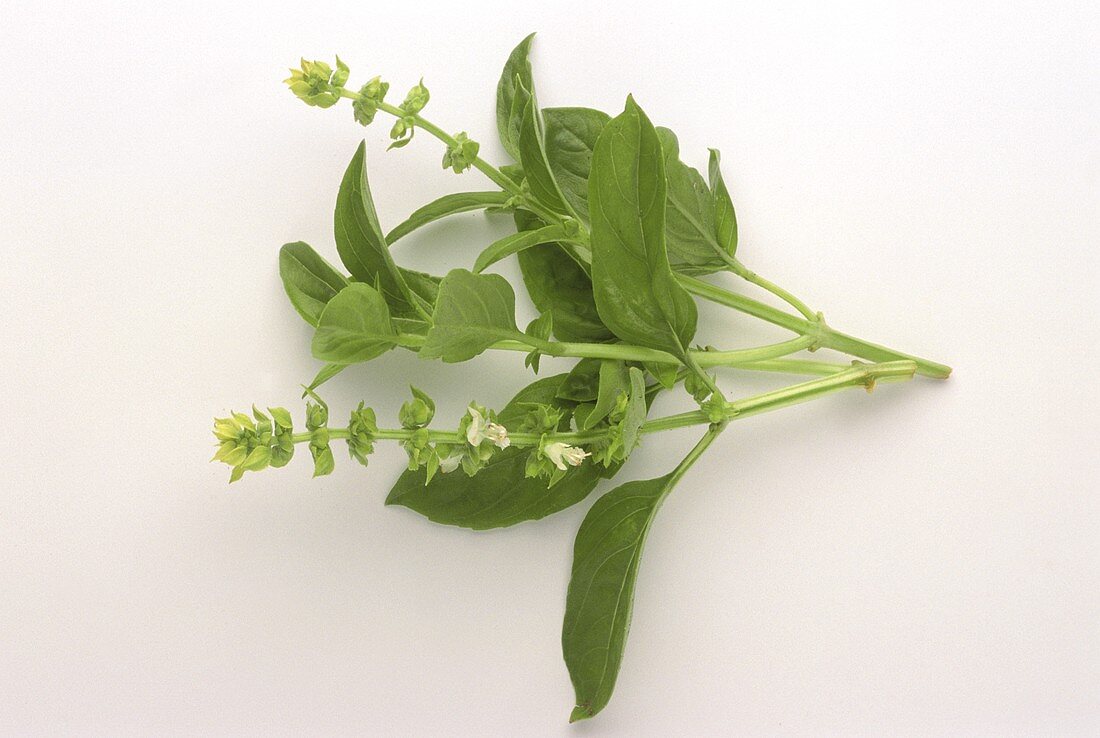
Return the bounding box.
[419,269,524,362]
[473,224,571,273]
[589,97,697,357]
[335,142,427,316]
[386,374,602,529]
[657,128,729,275]
[386,191,512,244]
[708,149,738,258]
[562,472,674,722]
[311,283,398,364]
[543,107,610,223]
[279,241,349,326]
[520,94,575,217]
[496,33,536,161]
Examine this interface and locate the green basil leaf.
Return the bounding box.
[335,142,428,316]
[472,223,571,274]
[386,191,512,244]
[519,94,574,217]
[515,212,614,344]
[419,269,525,362]
[542,107,610,223]
[583,360,631,429]
[656,127,730,275]
[589,97,698,357]
[708,148,738,258]
[556,358,602,402]
[278,241,349,327]
[495,33,536,161]
[562,471,676,722]
[386,374,603,529]
[311,283,398,364]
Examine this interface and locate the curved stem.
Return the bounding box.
[729,259,818,321]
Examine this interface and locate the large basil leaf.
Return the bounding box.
[279,241,349,327]
[519,94,575,217]
[495,33,536,161]
[311,283,398,364]
[385,374,602,529]
[419,269,525,362]
[514,212,613,344]
[386,191,512,244]
[588,97,698,357]
[335,142,429,317]
[542,107,609,223]
[562,472,673,722]
[472,223,572,274]
[708,148,738,257]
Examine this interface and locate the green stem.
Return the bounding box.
[288,360,915,450]
[396,332,814,370]
[642,360,917,433]
[676,274,952,379]
[728,259,818,321]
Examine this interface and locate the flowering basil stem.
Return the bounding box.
[216,35,950,722]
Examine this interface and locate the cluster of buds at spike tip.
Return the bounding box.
[353,75,389,126]
[442,132,480,173]
[388,79,429,150]
[285,57,350,109]
[211,406,294,483]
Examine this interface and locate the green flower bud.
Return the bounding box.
[388,116,416,149]
[331,56,350,88]
[401,78,429,114]
[268,406,295,468]
[306,400,328,431]
[399,386,435,429]
[284,57,345,109]
[441,132,480,174]
[352,76,389,126]
[348,402,378,467]
[401,427,433,471]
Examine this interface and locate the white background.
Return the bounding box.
[2,1,1098,735]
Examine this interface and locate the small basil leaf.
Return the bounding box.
[708,148,738,258]
[543,107,610,223]
[515,212,614,344]
[563,471,677,722]
[519,94,574,217]
[419,269,524,362]
[386,374,603,530]
[335,142,428,316]
[583,360,631,429]
[312,283,398,364]
[386,191,512,244]
[656,127,729,275]
[496,33,536,161]
[473,224,571,273]
[302,363,346,394]
[279,241,349,327]
[589,97,698,358]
